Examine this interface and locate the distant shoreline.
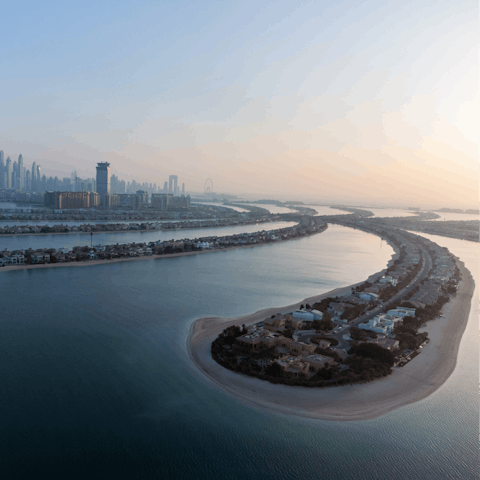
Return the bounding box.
[0,219,290,237]
[187,250,474,422]
[0,226,326,272]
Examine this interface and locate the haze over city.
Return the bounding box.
[1,1,477,207]
[1,2,479,480]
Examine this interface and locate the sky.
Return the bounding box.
[0,0,478,208]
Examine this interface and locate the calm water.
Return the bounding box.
[0,219,210,228]
[0,221,295,251]
[0,225,477,479]
[192,202,249,212]
[310,205,347,216]
[429,212,479,222]
[364,207,414,218]
[245,203,295,214]
[0,202,43,210]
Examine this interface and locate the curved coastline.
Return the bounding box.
[187,253,475,422]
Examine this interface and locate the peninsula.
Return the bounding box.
[188,222,475,421]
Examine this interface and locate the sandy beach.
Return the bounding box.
[188,257,475,422]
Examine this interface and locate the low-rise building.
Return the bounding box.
[367,337,400,350]
[300,354,334,372]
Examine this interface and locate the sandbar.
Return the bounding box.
[187,257,474,422]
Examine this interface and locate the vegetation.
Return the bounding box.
[348,343,394,367]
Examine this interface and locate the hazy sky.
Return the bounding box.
[1,0,477,207]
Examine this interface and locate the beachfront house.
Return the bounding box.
[293,309,314,321]
[359,292,379,302]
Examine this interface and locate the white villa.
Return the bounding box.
[358,313,403,335]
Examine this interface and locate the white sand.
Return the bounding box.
[188,259,474,422]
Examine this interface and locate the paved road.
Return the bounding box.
[326,238,433,350]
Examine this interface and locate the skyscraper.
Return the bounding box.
[18,154,24,190]
[182,183,185,195]
[6,157,12,189]
[31,162,37,192]
[0,151,4,188]
[96,162,111,198]
[163,181,168,192]
[169,175,178,194]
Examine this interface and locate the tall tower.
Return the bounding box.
[96,162,111,198]
[168,175,178,194]
[36,165,42,188]
[31,162,37,192]
[18,154,24,190]
[0,151,4,189]
[25,170,31,191]
[6,157,12,189]
[182,183,185,195]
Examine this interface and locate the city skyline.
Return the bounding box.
[0,150,189,198]
[0,1,477,208]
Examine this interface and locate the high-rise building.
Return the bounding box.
[25,170,31,191]
[163,181,168,191]
[36,166,42,189]
[0,151,4,189]
[168,175,178,194]
[151,193,172,210]
[31,162,36,191]
[131,195,142,210]
[18,154,24,190]
[169,195,191,209]
[182,183,185,195]
[6,157,12,189]
[96,162,111,198]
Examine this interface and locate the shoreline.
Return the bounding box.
[0,226,327,272]
[187,256,474,422]
[0,219,290,237]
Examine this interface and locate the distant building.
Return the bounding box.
[103,194,120,209]
[182,182,185,195]
[168,175,178,194]
[169,195,190,209]
[45,191,92,209]
[96,162,111,198]
[89,192,100,208]
[135,190,148,203]
[131,195,142,210]
[151,193,172,210]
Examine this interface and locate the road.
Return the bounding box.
[305,237,433,351]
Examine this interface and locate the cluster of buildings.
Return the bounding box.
[0,202,234,222]
[0,215,283,236]
[0,151,46,192]
[236,316,338,376]
[0,151,191,211]
[0,217,326,267]
[407,248,457,308]
[43,162,191,211]
[0,151,98,198]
